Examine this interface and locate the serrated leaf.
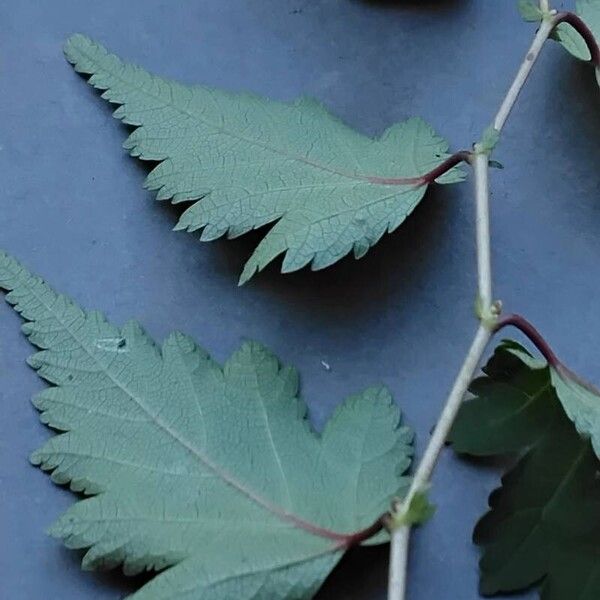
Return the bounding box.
[450,341,600,600]
[493,341,600,459]
[0,251,413,599]
[549,366,600,455]
[518,0,543,23]
[64,34,463,284]
[555,0,600,87]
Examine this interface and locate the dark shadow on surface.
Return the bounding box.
[553,58,600,173]
[450,452,515,473]
[316,545,389,599]
[209,181,465,324]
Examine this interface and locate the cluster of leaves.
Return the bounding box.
[450,342,600,600]
[0,252,413,599]
[520,0,600,85]
[2,1,600,599]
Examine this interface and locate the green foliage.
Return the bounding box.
[550,370,600,456]
[556,0,599,60]
[518,0,543,23]
[64,34,463,284]
[555,0,600,86]
[0,251,414,599]
[497,342,600,458]
[390,489,436,528]
[450,342,600,600]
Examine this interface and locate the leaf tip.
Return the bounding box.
[63,33,91,62]
[238,265,255,286]
[29,449,42,467]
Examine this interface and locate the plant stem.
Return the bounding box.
[365,150,471,187]
[494,313,600,397]
[539,0,550,13]
[418,151,472,186]
[494,313,561,367]
[494,18,555,131]
[386,13,569,600]
[473,153,492,308]
[342,513,389,548]
[387,325,491,598]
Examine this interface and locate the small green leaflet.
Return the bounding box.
[64,34,463,284]
[555,0,600,86]
[450,341,600,600]
[518,0,543,23]
[0,251,413,600]
[390,489,436,528]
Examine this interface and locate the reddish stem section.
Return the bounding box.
[366,151,471,187]
[494,313,600,397]
[494,313,561,368]
[284,511,387,548]
[554,12,600,66]
[339,514,389,548]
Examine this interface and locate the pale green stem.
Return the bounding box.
[387,17,559,600]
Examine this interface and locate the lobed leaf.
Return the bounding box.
[64,34,463,284]
[450,341,600,600]
[0,251,413,599]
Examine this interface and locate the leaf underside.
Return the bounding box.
[450,341,600,600]
[555,0,600,87]
[64,34,463,284]
[0,251,413,600]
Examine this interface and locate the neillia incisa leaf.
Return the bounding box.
[64,34,463,284]
[450,341,600,600]
[555,0,600,86]
[0,251,413,600]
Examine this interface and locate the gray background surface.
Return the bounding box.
[1,1,598,598]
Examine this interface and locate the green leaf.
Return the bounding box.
[556,0,599,61]
[64,34,463,284]
[391,489,436,528]
[450,341,600,600]
[0,251,414,599]
[518,0,543,23]
[555,0,600,87]
[487,341,600,459]
[550,366,600,456]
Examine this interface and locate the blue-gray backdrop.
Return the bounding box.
[1,1,599,598]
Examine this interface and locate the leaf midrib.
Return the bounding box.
[73,39,429,188]
[486,438,589,583]
[23,271,355,545]
[488,380,552,429]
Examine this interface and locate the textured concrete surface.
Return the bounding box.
[1,1,598,598]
